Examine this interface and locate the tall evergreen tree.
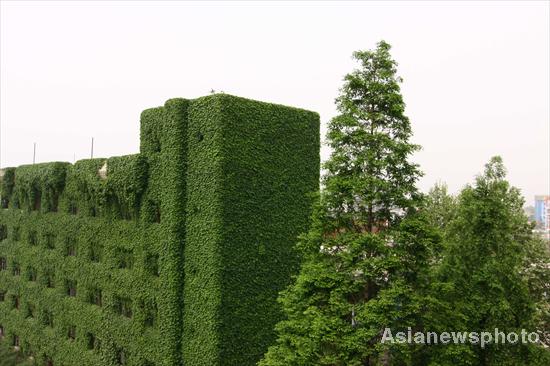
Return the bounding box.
[323,40,422,232]
[260,41,436,366]
[425,157,550,365]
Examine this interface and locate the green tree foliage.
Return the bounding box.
[421,157,550,365]
[424,182,457,231]
[260,41,437,366]
[323,41,422,232]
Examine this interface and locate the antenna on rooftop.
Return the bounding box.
[33,143,36,164]
[91,137,94,159]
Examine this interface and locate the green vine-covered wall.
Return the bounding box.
[0,94,320,366]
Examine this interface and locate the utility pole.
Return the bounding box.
[91,137,94,159]
[33,143,36,164]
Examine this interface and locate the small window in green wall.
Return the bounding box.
[28,231,37,246]
[86,332,100,350]
[44,272,55,288]
[11,226,20,241]
[116,248,134,269]
[42,310,54,327]
[90,242,103,263]
[12,295,20,310]
[65,237,76,256]
[68,325,76,340]
[32,191,41,211]
[145,253,159,276]
[141,300,157,327]
[27,267,37,282]
[115,296,133,318]
[44,233,56,249]
[66,280,77,297]
[0,225,7,241]
[88,288,102,307]
[154,205,161,223]
[144,200,161,224]
[26,303,35,319]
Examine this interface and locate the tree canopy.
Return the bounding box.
[260,41,550,366]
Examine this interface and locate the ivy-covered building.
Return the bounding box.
[0,94,320,366]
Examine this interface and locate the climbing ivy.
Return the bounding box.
[0,94,319,366]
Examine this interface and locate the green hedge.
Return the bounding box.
[0,94,319,366]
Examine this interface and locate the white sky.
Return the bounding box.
[1,1,549,204]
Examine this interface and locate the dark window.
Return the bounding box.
[0,291,5,301]
[45,273,55,288]
[0,257,6,270]
[42,310,54,327]
[68,202,77,215]
[33,190,41,211]
[67,246,76,256]
[115,297,132,318]
[88,288,102,307]
[44,233,56,249]
[145,254,159,277]
[90,242,103,263]
[0,225,7,241]
[66,237,77,256]
[11,226,20,241]
[154,205,161,223]
[144,200,161,224]
[150,136,161,153]
[26,303,35,319]
[67,280,77,297]
[12,295,20,310]
[28,267,37,282]
[86,333,100,350]
[28,231,37,246]
[142,301,157,327]
[116,248,134,269]
[13,263,21,276]
[13,334,19,347]
[68,326,76,340]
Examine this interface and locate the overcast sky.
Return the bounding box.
[1,1,548,203]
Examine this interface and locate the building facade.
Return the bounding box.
[534,195,550,248]
[0,94,320,366]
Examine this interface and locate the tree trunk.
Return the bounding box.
[367,204,374,233]
[380,349,391,366]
